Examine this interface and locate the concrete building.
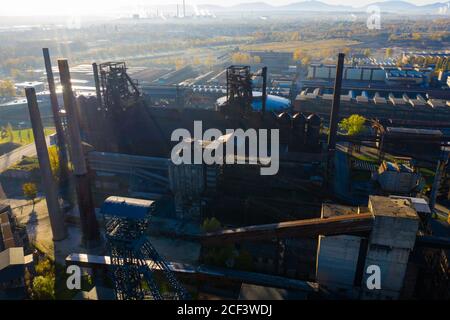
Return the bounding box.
[375,161,421,195]
[316,204,366,298]
[361,196,419,299]
[0,205,33,299]
[15,81,45,92]
[307,64,387,83]
[316,196,420,300]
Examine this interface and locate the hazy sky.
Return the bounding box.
[0,0,445,16]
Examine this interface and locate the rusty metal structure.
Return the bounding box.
[98,62,141,112]
[202,212,374,246]
[225,65,253,113]
[222,65,269,116]
[101,197,190,300]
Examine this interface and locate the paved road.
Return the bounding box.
[0,136,50,173]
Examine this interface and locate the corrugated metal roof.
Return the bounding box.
[100,196,154,220]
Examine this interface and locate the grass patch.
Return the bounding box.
[11,156,39,171]
[0,127,55,145]
[241,39,360,55]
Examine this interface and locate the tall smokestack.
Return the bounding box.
[92,63,103,111]
[58,59,100,244]
[42,48,70,200]
[25,88,66,241]
[183,0,186,17]
[327,53,345,152]
[261,66,267,118]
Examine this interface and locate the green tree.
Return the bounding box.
[385,48,393,58]
[339,115,367,136]
[32,275,55,300]
[6,123,13,142]
[35,259,55,276]
[0,80,15,97]
[363,49,371,57]
[48,145,60,180]
[235,250,253,271]
[201,217,221,233]
[203,245,235,268]
[22,182,38,209]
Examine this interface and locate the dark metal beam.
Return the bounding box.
[415,235,450,250]
[202,213,374,245]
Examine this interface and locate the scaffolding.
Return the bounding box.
[102,196,190,300]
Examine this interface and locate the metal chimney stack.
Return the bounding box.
[261,66,268,118]
[25,88,67,241]
[58,59,100,243]
[42,48,70,201]
[92,63,103,111]
[327,53,345,152]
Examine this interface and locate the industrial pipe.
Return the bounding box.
[25,88,67,241]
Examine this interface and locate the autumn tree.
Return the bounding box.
[202,217,221,233]
[23,182,38,209]
[385,48,393,58]
[48,145,60,180]
[32,275,55,300]
[0,80,15,97]
[339,114,367,136]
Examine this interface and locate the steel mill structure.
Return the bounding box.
[101,196,190,300]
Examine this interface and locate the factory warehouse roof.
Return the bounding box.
[100,196,155,220]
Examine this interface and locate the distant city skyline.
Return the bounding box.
[1,0,448,16]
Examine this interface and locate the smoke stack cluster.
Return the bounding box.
[276,112,322,153]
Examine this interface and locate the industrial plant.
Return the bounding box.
[0,0,449,304]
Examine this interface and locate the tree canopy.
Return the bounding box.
[339,114,367,136]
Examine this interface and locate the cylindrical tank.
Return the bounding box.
[292,112,307,151]
[306,113,321,151]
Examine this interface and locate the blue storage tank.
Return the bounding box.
[216,91,291,112]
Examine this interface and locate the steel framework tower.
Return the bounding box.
[101,196,190,300]
[98,62,141,112]
[224,65,253,115]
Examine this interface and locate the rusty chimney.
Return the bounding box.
[25,88,67,241]
[42,48,70,200]
[327,53,345,152]
[58,59,100,243]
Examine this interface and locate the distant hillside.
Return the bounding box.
[195,0,450,14]
[281,1,353,11]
